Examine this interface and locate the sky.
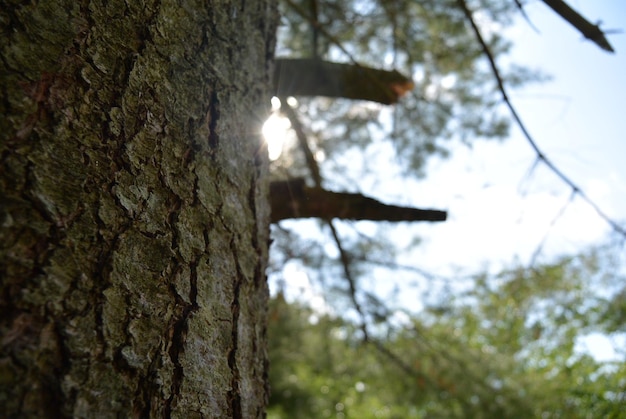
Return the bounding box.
[265,1,626,360]
[403,0,626,272]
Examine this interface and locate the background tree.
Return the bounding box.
[0,0,276,416]
[268,0,545,356]
[268,244,626,418]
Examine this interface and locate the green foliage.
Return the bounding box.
[268,247,626,418]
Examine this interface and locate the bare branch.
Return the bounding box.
[274,59,414,105]
[270,179,447,223]
[542,0,615,53]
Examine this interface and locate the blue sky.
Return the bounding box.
[403,1,626,272]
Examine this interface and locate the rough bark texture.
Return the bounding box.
[0,1,276,417]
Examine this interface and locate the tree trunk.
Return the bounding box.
[0,1,277,417]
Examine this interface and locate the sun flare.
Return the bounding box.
[262,97,291,160]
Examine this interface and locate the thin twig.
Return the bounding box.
[529,189,576,265]
[279,99,322,185]
[513,0,541,33]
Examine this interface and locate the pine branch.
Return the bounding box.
[273,58,414,105]
[270,179,447,223]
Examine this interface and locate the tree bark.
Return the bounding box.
[0,1,276,417]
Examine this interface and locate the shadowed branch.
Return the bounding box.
[273,58,414,105]
[270,178,447,223]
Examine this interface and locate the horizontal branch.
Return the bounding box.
[273,58,414,105]
[270,179,447,223]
